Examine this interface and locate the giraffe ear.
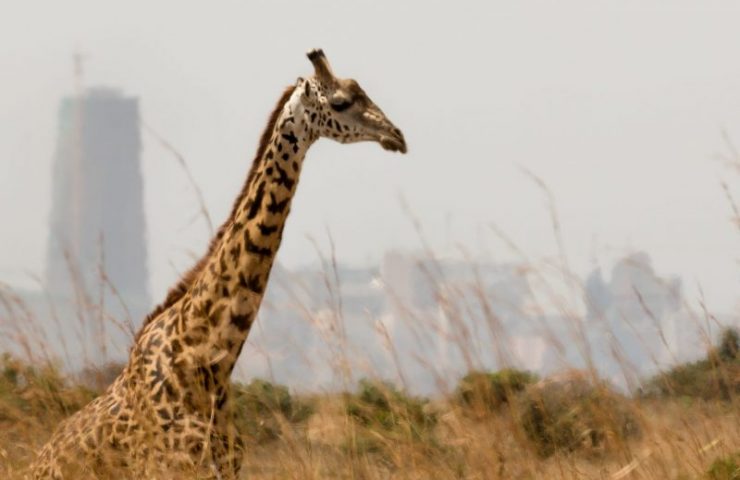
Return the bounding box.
[298,78,313,106]
[306,49,336,85]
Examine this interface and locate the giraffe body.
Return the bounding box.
[31,49,406,479]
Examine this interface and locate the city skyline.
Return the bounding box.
[45,87,149,314]
[1,1,740,317]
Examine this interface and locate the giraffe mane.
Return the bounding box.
[135,85,298,340]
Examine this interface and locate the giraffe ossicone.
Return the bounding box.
[30,49,406,479]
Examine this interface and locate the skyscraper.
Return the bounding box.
[45,87,150,331]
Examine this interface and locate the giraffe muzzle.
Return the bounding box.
[379,127,407,154]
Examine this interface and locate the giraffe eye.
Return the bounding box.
[330,99,353,112]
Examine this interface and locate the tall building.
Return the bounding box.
[45,87,150,330]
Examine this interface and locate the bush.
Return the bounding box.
[456,368,537,415]
[0,354,98,423]
[345,379,436,439]
[719,328,739,362]
[518,371,640,457]
[645,328,740,401]
[231,379,313,443]
[705,453,739,480]
[76,361,125,391]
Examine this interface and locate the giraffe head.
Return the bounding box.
[300,49,407,154]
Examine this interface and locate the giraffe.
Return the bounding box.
[30,49,406,479]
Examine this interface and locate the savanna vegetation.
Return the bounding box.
[0,330,737,478]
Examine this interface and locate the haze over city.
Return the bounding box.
[2,1,740,312]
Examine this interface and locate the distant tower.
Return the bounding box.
[45,86,150,327]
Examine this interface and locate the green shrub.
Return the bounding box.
[0,354,98,422]
[231,379,313,443]
[456,369,537,414]
[345,379,436,438]
[706,453,739,480]
[645,328,740,401]
[719,328,739,362]
[519,371,640,457]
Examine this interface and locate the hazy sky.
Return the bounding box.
[2,1,740,312]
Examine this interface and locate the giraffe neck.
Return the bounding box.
[182,85,315,377]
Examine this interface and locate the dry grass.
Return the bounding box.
[0,354,737,479]
[1,227,738,478]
